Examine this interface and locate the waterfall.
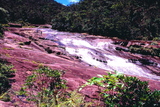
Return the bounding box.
[40,28,160,81]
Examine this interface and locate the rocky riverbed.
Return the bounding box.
[0,27,160,106]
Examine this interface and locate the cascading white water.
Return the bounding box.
[41,28,160,81]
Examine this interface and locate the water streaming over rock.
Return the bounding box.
[39,28,160,81]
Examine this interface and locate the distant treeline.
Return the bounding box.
[1,0,160,40]
[52,0,160,40]
[0,0,65,24]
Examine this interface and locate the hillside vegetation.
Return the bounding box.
[1,0,160,40]
[52,0,160,40]
[0,7,8,37]
[0,0,65,24]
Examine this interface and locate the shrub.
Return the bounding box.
[129,46,160,57]
[0,58,15,101]
[81,71,160,107]
[0,74,10,95]
[18,66,91,107]
[0,63,15,95]
[20,66,66,106]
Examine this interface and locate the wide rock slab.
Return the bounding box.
[0,27,160,106]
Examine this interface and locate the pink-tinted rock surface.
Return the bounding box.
[0,27,160,106]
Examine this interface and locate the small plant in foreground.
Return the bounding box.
[21,66,66,106]
[81,71,160,107]
[18,66,91,107]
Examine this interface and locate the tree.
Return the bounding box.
[0,7,9,23]
[52,0,160,40]
[0,0,65,24]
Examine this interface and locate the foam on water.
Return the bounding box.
[61,38,94,48]
[40,28,160,81]
[66,46,160,80]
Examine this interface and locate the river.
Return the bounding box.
[38,28,160,81]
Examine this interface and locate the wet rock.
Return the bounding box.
[45,47,52,54]
[113,41,128,46]
[8,23,22,28]
[56,52,61,55]
[129,58,157,66]
[115,47,129,52]
[120,41,128,46]
[103,61,107,63]
[24,41,31,45]
[75,56,81,59]
[99,60,103,62]
[139,59,157,66]
[95,58,107,63]
[131,45,142,48]
[140,43,145,45]
[1,27,160,106]
[38,24,52,28]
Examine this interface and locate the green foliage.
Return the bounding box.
[18,66,90,107]
[57,91,92,107]
[0,0,65,24]
[0,24,3,38]
[52,0,160,40]
[0,92,10,102]
[21,66,66,106]
[0,7,9,23]
[82,71,160,107]
[0,59,15,101]
[129,46,160,57]
[0,7,8,38]
[153,37,160,41]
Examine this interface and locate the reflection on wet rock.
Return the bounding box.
[39,28,160,81]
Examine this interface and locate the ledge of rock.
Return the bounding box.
[0,27,160,106]
[8,23,22,28]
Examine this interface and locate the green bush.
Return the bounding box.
[129,46,160,57]
[0,59,15,101]
[81,71,160,107]
[18,66,91,107]
[0,74,10,95]
[0,63,15,95]
[20,66,66,106]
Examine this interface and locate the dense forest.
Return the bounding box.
[0,0,65,24]
[0,7,8,37]
[52,0,160,40]
[1,0,160,40]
